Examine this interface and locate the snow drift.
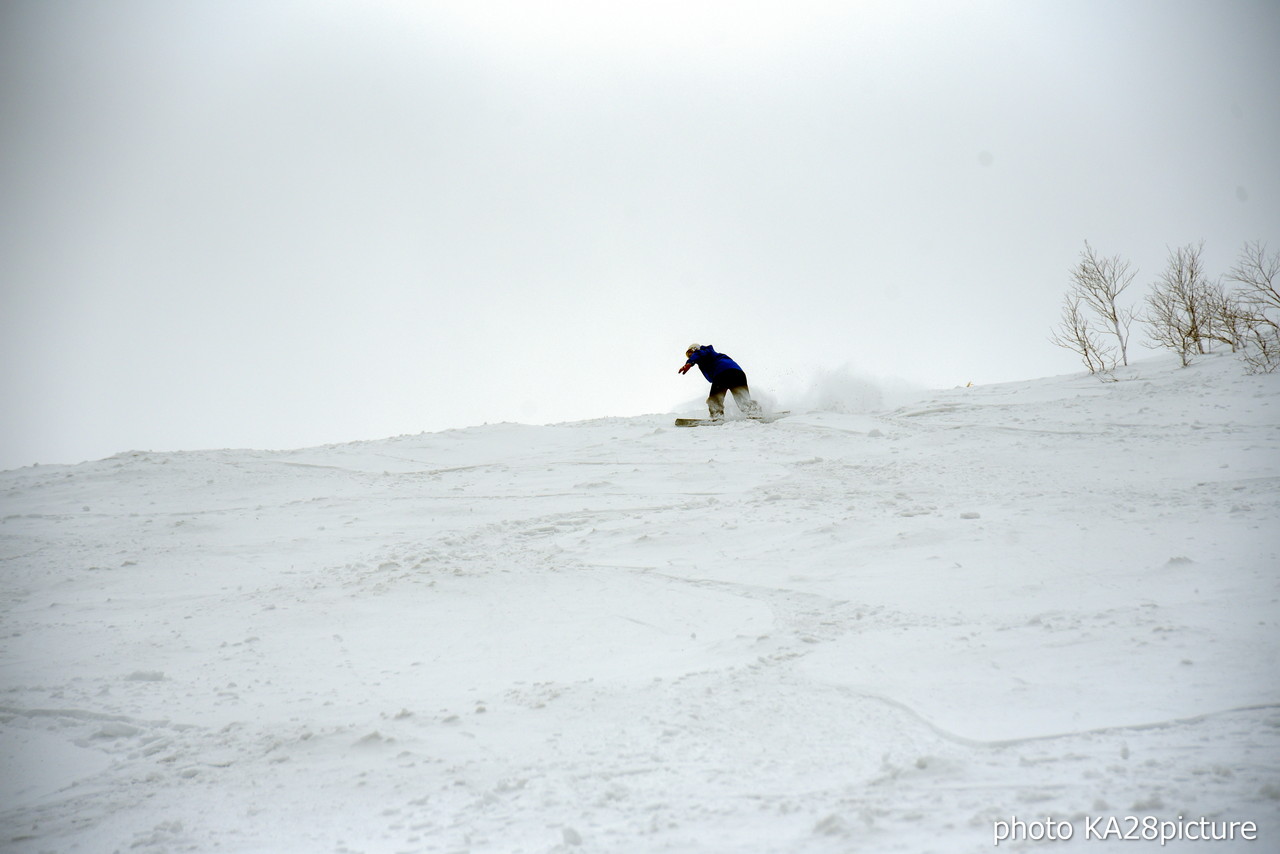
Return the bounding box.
[1,354,1278,853]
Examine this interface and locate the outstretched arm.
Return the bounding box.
[678,362,692,374]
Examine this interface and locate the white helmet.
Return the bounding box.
[685,342,701,356]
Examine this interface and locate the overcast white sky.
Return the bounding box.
[2,0,1278,469]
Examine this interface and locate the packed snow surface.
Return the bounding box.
[2,354,1278,853]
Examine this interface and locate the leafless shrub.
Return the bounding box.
[1226,240,1280,373]
[1229,240,1280,315]
[1050,294,1116,375]
[1238,321,1280,373]
[1143,242,1217,367]
[1199,279,1248,352]
[1050,241,1135,374]
[1072,241,1136,365]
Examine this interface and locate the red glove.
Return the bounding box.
[678,363,692,374]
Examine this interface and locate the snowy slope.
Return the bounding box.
[2,354,1278,854]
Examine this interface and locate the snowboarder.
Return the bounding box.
[678,343,762,421]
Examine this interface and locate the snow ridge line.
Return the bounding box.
[0,705,186,730]
[835,689,1280,749]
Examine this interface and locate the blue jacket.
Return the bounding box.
[684,345,742,383]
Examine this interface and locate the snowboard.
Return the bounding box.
[674,411,790,427]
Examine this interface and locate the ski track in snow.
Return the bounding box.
[1,354,1278,853]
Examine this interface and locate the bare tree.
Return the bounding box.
[1143,242,1216,366]
[1226,240,1280,373]
[1228,240,1280,316]
[1239,321,1280,374]
[1071,241,1137,365]
[1200,280,1246,353]
[1144,276,1198,367]
[1049,241,1135,374]
[1050,294,1116,375]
